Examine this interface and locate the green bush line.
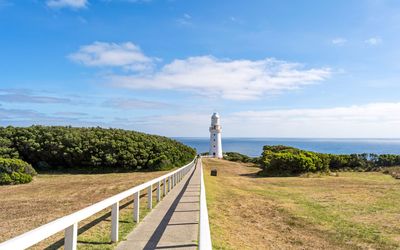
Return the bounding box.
[0,126,196,173]
[223,152,260,164]
[260,145,400,176]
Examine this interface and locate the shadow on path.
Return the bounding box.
[142,165,197,250]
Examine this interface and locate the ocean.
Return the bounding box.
[174,138,400,157]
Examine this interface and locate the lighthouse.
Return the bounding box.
[209,112,223,158]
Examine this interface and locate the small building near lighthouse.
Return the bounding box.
[209,112,223,158]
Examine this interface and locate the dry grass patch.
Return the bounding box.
[203,158,400,250]
[0,170,168,249]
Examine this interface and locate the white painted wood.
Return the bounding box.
[148,185,153,209]
[0,159,195,250]
[157,181,161,202]
[111,202,119,242]
[168,176,171,192]
[133,191,140,223]
[64,223,77,250]
[199,158,212,250]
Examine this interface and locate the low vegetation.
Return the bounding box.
[0,158,37,185]
[203,158,400,250]
[261,146,329,176]
[382,166,400,179]
[0,126,195,178]
[223,152,259,164]
[261,145,400,176]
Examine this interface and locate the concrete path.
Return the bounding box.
[117,162,200,250]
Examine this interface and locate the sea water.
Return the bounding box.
[174,138,400,157]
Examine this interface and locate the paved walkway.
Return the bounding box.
[117,161,200,250]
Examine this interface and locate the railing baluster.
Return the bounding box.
[163,178,166,196]
[148,185,153,209]
[133,191,140,222]
[64,223,77,250]
[111,202,119,242]
[157,181,161,202]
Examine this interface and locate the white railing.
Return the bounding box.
[199,158,212,250]
[0,158,196,250]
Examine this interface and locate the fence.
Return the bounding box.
[0,159,196,250]
[198,157,213,250]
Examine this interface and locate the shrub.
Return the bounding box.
[35,161,51,171]
[0,126,196,172]
[0,158,36,185]
[224,152,259,164]
[0,173,12,184]
[260,145,400,176]
[0,158,37,176]
[261,145,329,176]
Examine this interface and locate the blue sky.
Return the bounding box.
[1,0,400,137]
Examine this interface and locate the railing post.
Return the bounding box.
[64,223,78,250]
[148,185,153,209]
[163,178,166,196]
[111,202,119,242]
[133,191,140,222]
[157,181,161,202]
[168,176,171,191]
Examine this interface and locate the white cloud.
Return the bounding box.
[47,0,88,9]
[365,37,382,46]
[177,13,192,26]
[127,102,400,137]
[69,42,154,72]
[102,98,170,109]
[331,37,347,46]
[226,102,400,137]
[232,102,400,123]
[108,56,331,100]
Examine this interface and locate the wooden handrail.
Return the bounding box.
[0,158,196,250]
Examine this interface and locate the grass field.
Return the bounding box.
[0,170,169,249]
[203,158,400,250]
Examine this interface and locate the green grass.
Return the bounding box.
[203,158,400,250]
[77,205,151,249]
[253,188,393,246]
[77,191,160,249]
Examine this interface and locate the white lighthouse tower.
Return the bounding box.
[209,112,223,158]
